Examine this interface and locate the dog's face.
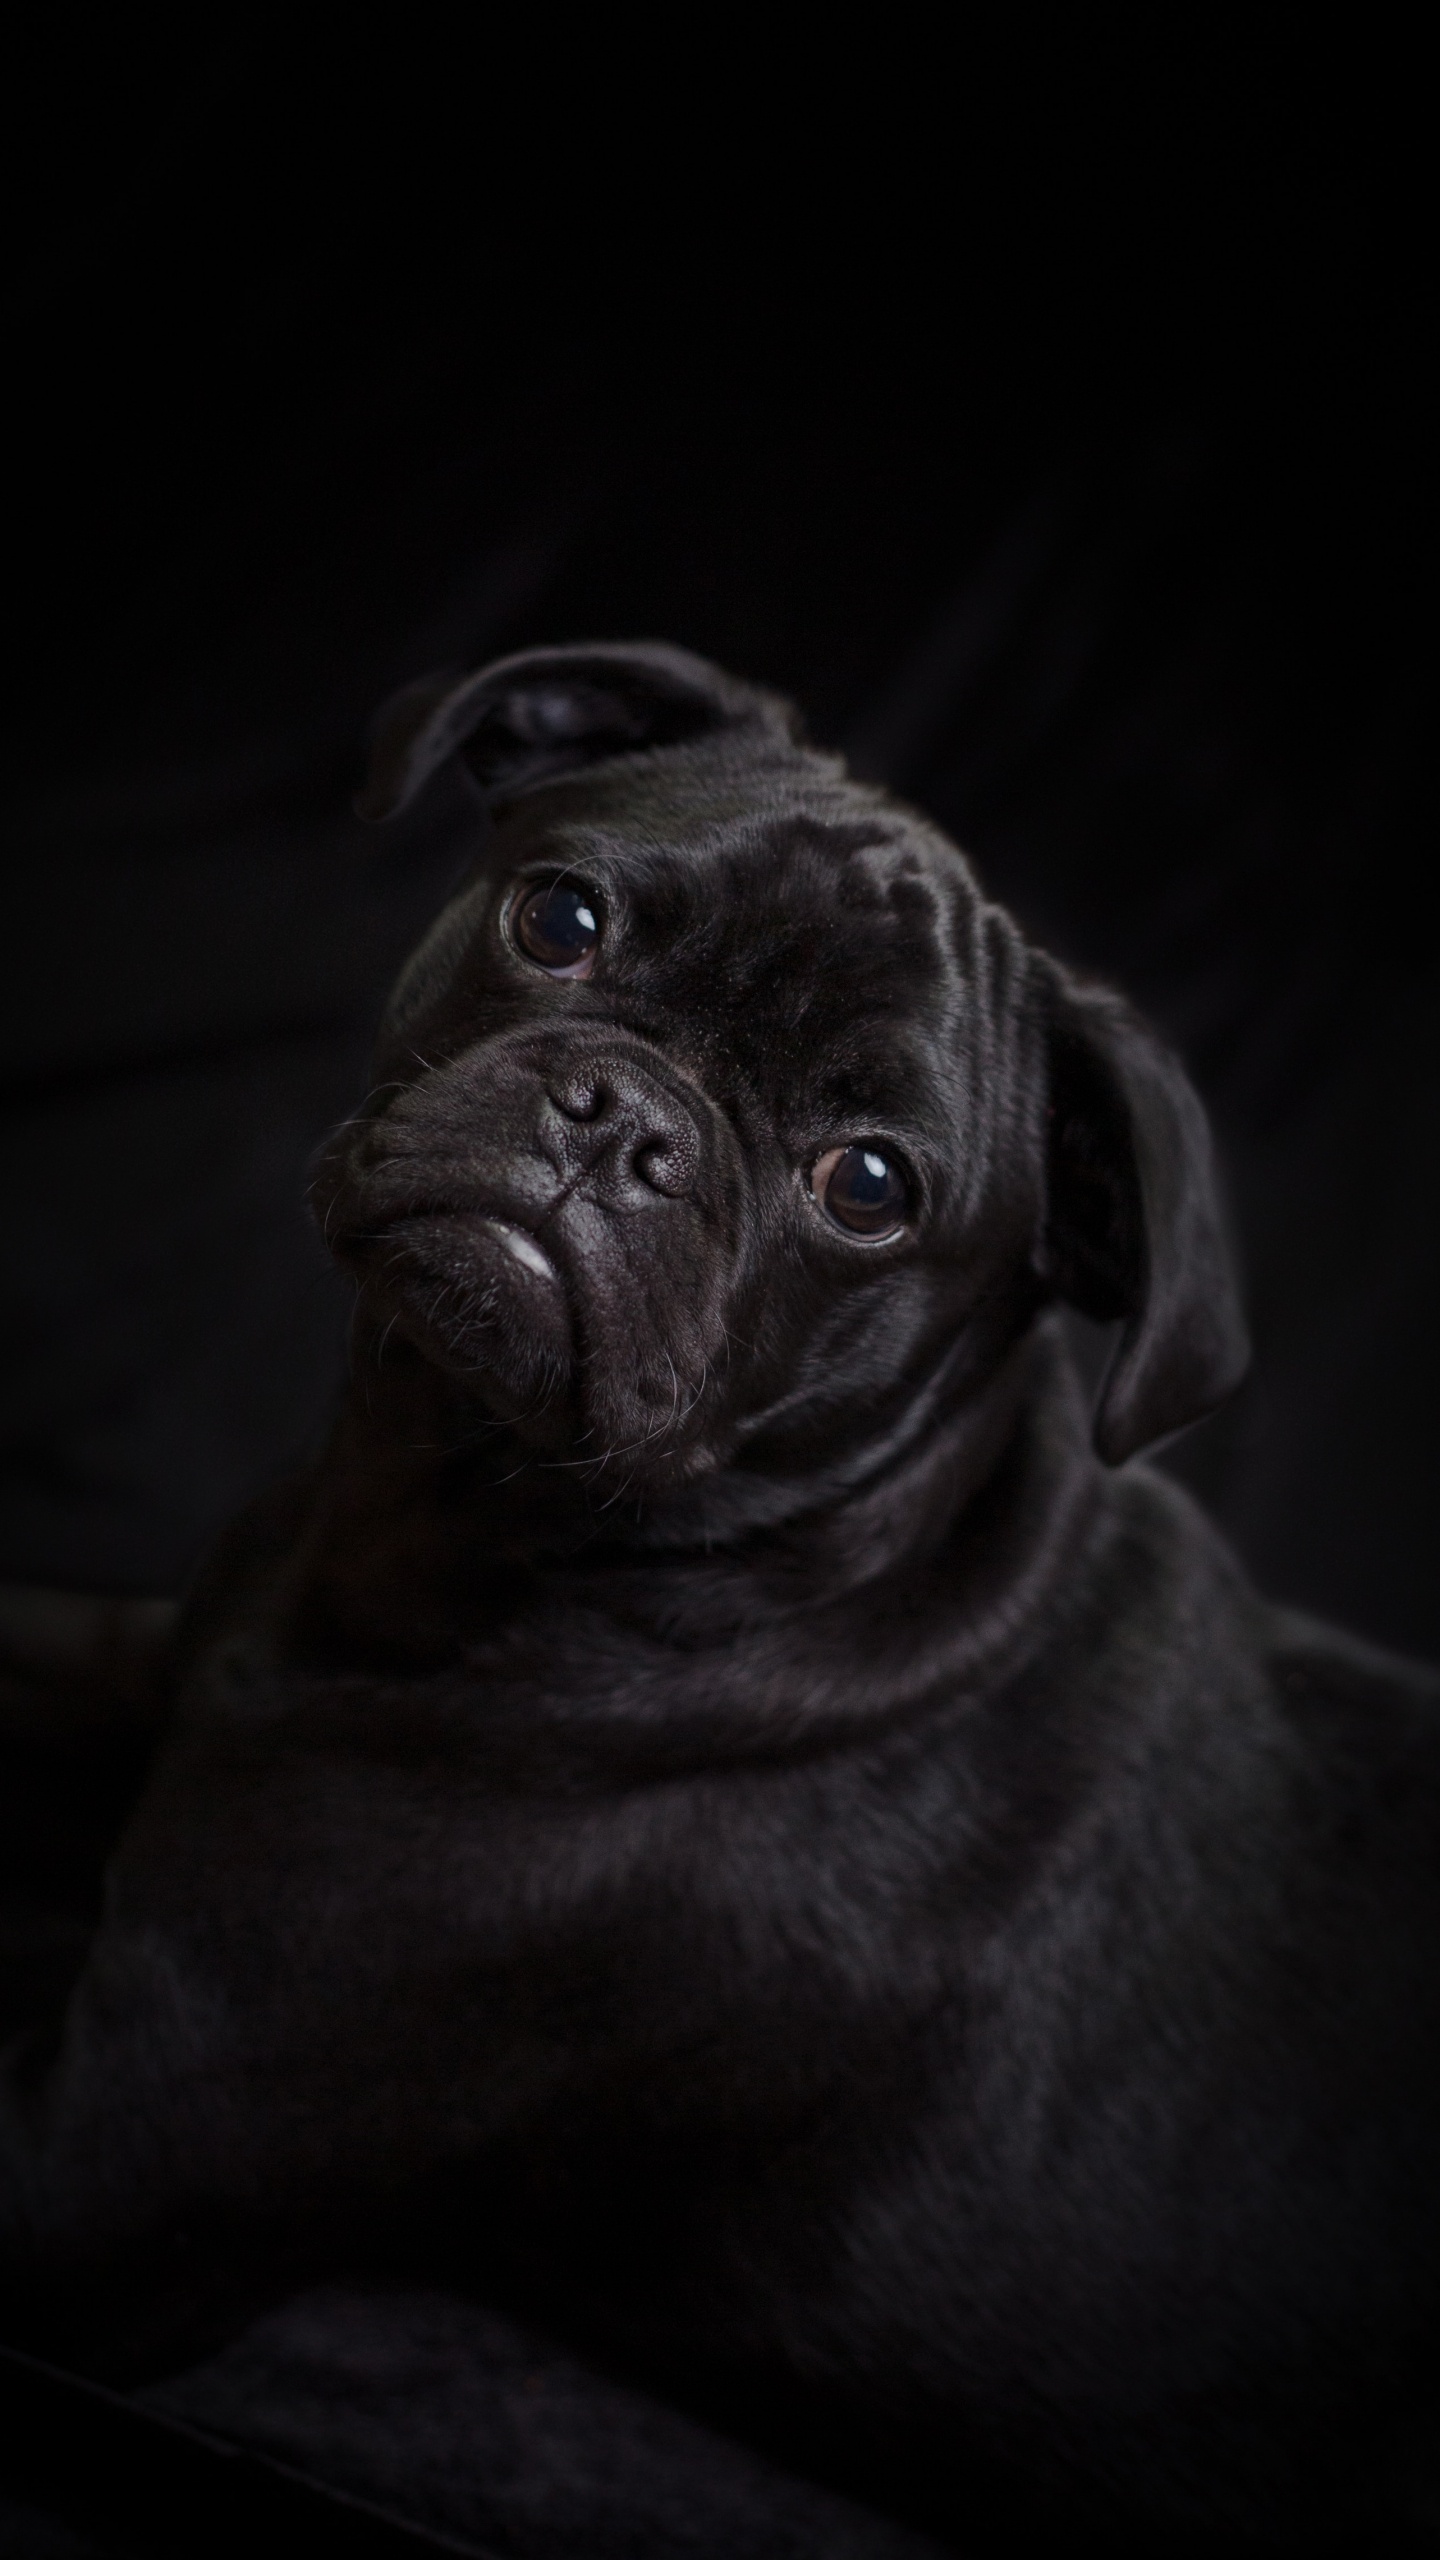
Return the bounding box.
[318,645,1246,1497]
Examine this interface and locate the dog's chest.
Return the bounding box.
[179,1642,1001,2148]
[372,1705,1008,2330]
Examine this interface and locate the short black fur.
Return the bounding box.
[3,644,1436,2553]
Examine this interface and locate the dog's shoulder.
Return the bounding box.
[1011,1456,1440,1950]
[1258,1602,1440,1863]
[1064,1452,1439,1739]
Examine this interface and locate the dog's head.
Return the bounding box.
[316,642,1245,1501]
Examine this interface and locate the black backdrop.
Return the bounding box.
[4,54,1434,1655]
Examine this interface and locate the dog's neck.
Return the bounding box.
[282,1313,1103,1726]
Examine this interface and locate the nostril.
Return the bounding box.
[634,1134,697,1199]
[550,1075,607,1122]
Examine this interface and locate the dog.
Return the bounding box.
[3,643,1438,2550]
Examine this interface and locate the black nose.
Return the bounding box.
[546,1059,701,1200]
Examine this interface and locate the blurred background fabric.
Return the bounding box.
[3,34,1434,1653]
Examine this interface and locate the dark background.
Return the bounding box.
[4,44,1434,1656]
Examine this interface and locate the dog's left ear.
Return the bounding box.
[1040,962,1249,1463]
[354,641,800,822]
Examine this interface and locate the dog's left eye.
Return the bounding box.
[511,881,601,977]
[811,1145,911,1240]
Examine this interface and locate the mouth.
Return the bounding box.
[469,1215,561,1288]
[323,1118,737,1474]
[342,1204,574,1398]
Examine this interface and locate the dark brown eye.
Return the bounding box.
[512,881,600,976]
[811,1144,910,1240]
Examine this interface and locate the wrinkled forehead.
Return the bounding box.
[494,746,994,1057]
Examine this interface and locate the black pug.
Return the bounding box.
[4,644,1439,2551]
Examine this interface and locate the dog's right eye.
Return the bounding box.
[511,882,601,978]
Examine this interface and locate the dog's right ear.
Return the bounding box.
[354,641,801,822]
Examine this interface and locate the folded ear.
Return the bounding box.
[1040,962,1249,1463]
[354,640,801,821]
